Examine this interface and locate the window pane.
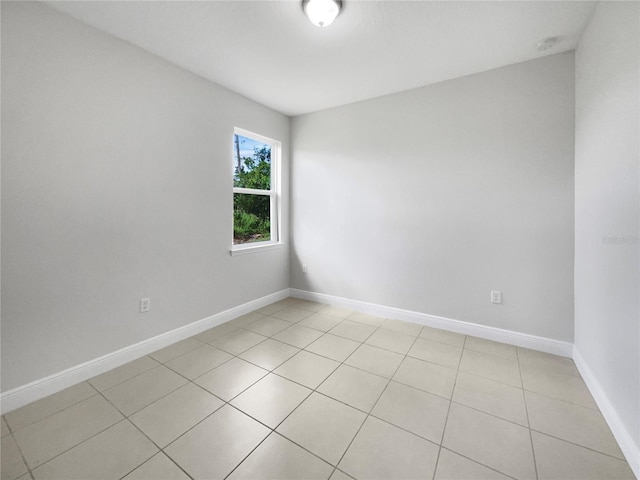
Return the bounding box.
[233,134,271,189]
[233,193,271,244]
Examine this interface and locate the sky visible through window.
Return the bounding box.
[235,135,269,164]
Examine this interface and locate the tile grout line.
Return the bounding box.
[429,334,538,480]
[431,329,467,480]
[7,430,35,480]
[23,417,130,476]
[120,307,340,479]
[328,321,423,475]
[517,347,539,480]
[0,408,34,480]
[10,381,120,477]
[526,429,631,462]
[220,306,404,477]
[437,446,520,480]
[109,313,318,478]
[3,386,102,434]
[223,308,383,475]
[115,418,196,480]
[93,372,215,479]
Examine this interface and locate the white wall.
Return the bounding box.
[291,53,575,342]
[574,0,640,468]
[1,1,290,392]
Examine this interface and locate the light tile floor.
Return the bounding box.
[1,297,635,480]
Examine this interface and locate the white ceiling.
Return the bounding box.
[46,1,597,116]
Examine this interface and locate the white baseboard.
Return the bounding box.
[0,289,290,414]
[290,288,573,357]
[573,347,640,479]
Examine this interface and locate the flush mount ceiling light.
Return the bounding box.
[536,36,561,51]
[302,0,342,27]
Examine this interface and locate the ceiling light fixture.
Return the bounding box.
[536,36,561,51]
[302,0,342,27]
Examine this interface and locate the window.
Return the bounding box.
[231,128,280,253]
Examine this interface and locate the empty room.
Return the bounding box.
[1,1,638,479]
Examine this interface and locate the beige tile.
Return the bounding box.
[317,364,389,413]
[195,321,240,343]
[290,299,326,312]
[298,313,343,332]
[245,316,292,336]
[348,312,385,327]
[102,365,187,416]
[465,337,517,360]
[408,337,463,369]
[453,371,528,426]
[270,306,313,322]
[149,338,204,363]
[365,328,415,354]
[319,305,355,319]
[328,320,377,342]
[277,393,366,465]
[194,357,268,401]
[459,349,522,388]
[339,416,439,480]
[520,364,597,409]
[255,302,288,315]
[5,382,97,431]
[345,344,404,378]
[228,433,333,480]
[272,323,324,348]
[517,348,579,377]
[130,383,224,447]
[532,431,634,480]
[420,326,466,347]
[306,334,361,362]
[525,391,623,458]
[393,357,457,398]
[165,405,269,480]
[32,420,157,480]
[239,339,300,370]
[14,395,123,469]
[1,434,28,480]
[442,403,536,480]
[372,381,449,443]
[380,318,423,336]
[208,329,267,355]
[230,312,267,327]
[1,416,10,437]
[123,453,190,480]
[435,449,510,480]
[272,297,300,307]
[165,344,232,379]
[88,356,159,392]
[274,350,340,389]
[231,374,311,428]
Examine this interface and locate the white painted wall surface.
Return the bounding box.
[574,0,640,464]
[291,54,575,342]
[1,2,290,392]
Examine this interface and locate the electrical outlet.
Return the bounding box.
[302,264,308,274]
[140,298,151,313]
[491,291,502,304]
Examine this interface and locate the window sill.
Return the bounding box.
[230,242,284,256]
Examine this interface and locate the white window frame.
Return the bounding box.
[230,127,282,255]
